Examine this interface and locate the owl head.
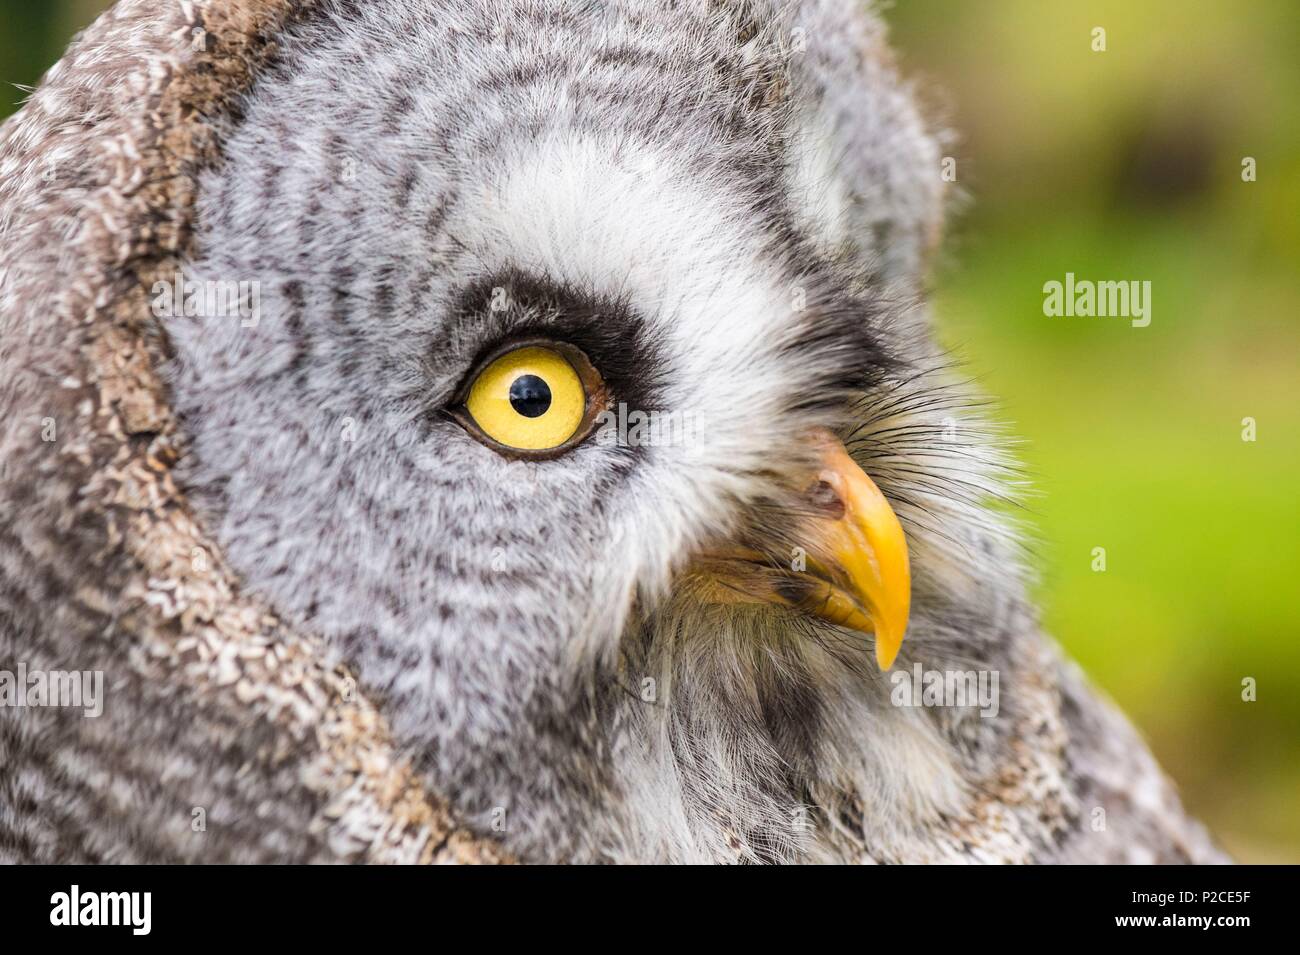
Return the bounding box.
[162,0,1024,860]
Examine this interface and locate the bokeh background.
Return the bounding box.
[4,1,1297,862]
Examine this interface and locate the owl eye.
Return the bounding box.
[456,343,603,456]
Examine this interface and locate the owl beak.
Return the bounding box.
[698,431,911,669]
[795,431,911,669]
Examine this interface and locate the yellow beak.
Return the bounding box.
[803,434,911,669]
[697,430,911,669]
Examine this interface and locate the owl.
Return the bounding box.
[0,0,1225,864]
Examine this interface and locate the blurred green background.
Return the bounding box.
[4,1,1296,862]
[887,0,1300,863]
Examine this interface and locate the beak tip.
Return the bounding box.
[872,610,908,670]
[875,637,902,671]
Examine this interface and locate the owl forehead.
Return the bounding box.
[466,138,767,315]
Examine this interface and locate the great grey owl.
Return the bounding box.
[0,0,1226,864]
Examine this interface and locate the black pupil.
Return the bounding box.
[508,374,552,418]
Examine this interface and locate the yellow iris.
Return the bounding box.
[465,346,586,450]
